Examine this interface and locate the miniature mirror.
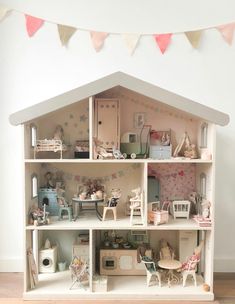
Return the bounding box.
[147,176,160,202]
[31,173,38,198]
[200,122,208,148]
[200,173,207,198]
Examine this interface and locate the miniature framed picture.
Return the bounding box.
[134,112,146,129]
[150,130,171,146]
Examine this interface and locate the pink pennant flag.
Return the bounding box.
[90,31,108,52]
[217,23,235,45]
[25,14,44,37]
[154,34,172,54]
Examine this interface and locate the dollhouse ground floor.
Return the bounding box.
[24,227,214,301]
[24,271,213,300]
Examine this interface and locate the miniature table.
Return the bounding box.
[72,198,104,221]
[158,259,182,287]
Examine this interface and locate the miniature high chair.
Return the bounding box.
[129,188,144,226]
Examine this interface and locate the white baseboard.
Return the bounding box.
[214,258,235,272]
[0,257,23,272]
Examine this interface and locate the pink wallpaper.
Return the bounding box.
[148,163,196,201]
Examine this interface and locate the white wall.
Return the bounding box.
[0,1,235,272]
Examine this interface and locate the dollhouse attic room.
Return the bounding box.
[9,71,229,300]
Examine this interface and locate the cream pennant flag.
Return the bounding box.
[90,31,108,52]
[0,4,10,22]
[57,24,77,46]
[217,23,235,45]
[185,30,202,48]
[25,15,44,37]
[154,34,172,54]
[122,34,140,55]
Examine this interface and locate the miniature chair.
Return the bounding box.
[130,188,144,226]
[141,256,161,287]
[159,239,175,260]
[102,190,121,221]
[181,240,204,287]
[57,197,73,221]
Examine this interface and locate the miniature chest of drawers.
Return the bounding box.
[149,145,172,159]
[38,188,59,216]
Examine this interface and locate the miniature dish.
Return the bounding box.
[112,242,119,249]
[123,242,131,249]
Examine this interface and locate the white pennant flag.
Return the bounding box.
[122,34,141,55]
[0,4,10,22]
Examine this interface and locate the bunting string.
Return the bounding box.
[0,4,235,54]
[41,163,141,184]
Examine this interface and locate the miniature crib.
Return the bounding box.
[34,139,66,159]
[172,200,190,219]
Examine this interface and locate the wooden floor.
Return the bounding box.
[0,273,234,303]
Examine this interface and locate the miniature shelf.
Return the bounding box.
[24,271,213,301]
[25,215,212,231]
[24,158,213,164]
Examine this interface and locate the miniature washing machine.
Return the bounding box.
[39,246,57,273]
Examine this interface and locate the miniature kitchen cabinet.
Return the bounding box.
[9,72,229,301]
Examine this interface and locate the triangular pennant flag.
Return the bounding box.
[0,4,10,22]
[122,34,141,55]
[217,23,235,45]
[154,34,172,54]
[185,30,202,48]
[25,15,44,37]
[90,31,108,52]
[57,24,77,46]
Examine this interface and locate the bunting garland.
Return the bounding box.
[122,34,140,55]
[185,30,202,49]
[42,163,141,184]
[57,24,77,46]
[25,15,44,37]
[0,4,10,22]
[0,5,235,54]
[217,23,235,45]
[90,31,108,52]
[154,34,172,54]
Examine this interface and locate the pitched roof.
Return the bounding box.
[9,71,229,126]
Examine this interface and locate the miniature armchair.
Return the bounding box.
[181,240,204,287]
[129,188,144,226]
[102,188,121,221]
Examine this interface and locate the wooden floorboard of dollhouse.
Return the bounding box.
[26,214,212,230]
[24,271,213,300]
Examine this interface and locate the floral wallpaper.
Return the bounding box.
[148,163,196,201]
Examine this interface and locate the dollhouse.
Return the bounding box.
[10,72,229,300]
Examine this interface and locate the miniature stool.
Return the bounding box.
[58,206,73,221]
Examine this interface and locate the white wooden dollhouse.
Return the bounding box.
[10,72,229,300]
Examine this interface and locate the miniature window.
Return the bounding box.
[200,123,208,148]
[31,174,38,198]
[30,124,37,147]
[200,173,207,198]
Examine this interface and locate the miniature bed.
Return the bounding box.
[34,139,67,159]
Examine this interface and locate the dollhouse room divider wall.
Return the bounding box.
[10,74,229,301]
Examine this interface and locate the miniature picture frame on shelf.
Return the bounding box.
[134,112,146,129]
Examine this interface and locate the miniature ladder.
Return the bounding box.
[130,192,144,226]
